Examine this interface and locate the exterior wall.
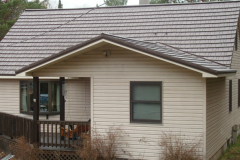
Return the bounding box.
[65,78,90,121]
[0,79,90,121]
[33,44,205,160]
[206,30,240,159]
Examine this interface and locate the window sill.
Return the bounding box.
[20,112,60,115]
[130,120,162,124]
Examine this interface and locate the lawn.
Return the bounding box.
[219,135,240,160]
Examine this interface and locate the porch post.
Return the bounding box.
[60,77,65,121]
[33,77,39,145]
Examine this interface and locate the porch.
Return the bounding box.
[0,112,90,149]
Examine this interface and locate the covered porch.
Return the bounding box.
[0,76,91,149]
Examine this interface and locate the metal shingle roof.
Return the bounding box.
[0,1,240,75]
[104,33,231,71]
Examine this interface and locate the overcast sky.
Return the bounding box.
[57,0,139,8]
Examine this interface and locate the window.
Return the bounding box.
[235,31,238,51]
[20,81,60,114]
[239,79,240,107]
[130,82,162,123]
[229,80,232,112]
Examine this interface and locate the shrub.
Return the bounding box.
[158,132,201,160]
[10,136,41,160]
[75,126,129,160]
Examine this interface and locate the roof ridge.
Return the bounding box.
[24,0,240,11]
[103,33,229,68]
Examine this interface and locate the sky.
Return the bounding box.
[58,0,139,8]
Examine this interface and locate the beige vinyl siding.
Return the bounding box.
[33,44,205,160]
[65,78,90,121]
[0,79,90,121]
[206,30,240,159]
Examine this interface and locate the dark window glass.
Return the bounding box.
[40,82,49,112]
[20,82,28,112]
[236,31,238,51]
[130,82,162,123]
[229,80,232,112]
[238,79,240,107]
[51,82,60,112]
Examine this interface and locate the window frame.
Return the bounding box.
[235,30,238,51]
[19,80,60,115]
[229,80,232,112]
[239,79,240,107]
[130,81,162,124]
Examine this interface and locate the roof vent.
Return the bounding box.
[139,0,150,4]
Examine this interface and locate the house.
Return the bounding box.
[0,1,240,159]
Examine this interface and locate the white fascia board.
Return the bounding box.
[103,40,218,78]
[0,76,58,79]
[0,76,79,79]
[16,40,106,76]
[15,39,218,78]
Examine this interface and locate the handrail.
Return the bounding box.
[0,112,90,148]
[0,112,34,144]
[38,120,89,123]
[38,120,90,148]
[0,112,33,120]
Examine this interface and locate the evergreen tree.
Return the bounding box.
[0,0,48,41]
[58,0,62,8]
[150,0,225,3]
[104,0,128,6]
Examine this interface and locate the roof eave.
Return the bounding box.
[14,34,231,78]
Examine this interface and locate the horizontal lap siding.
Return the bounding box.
[33,44,204,160]
[0,79,56,120]
[0,79,90,121]
[65,78,90,121]
[206,30,240,159]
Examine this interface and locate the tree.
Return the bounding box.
[0,0,48,41]
[150,0,225,3]
[27,0,49,9]
[150,0,184,3]
[58,0,62,8]
[104,0,128,6]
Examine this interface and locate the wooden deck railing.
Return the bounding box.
[38,121,90,148]
[0,112,33,144]
[0,112,90,148]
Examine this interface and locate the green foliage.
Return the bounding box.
[104,0,128,6]
[150,0,228,3]
[0,23,10,41]
[218,135,240,160]
[0,0,48,41]
[27,0,48,9]
[150,0,181,3]
[58,0,62,8]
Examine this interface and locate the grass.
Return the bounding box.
[218,135,240,160]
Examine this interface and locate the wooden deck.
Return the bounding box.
[0,112,90,149]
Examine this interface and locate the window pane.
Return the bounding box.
[133,83,161,101]
[133,103,161,120]
[29,82,34,111]
[40,83,49,112]
[51,82,60,112]
[20,82,28,111]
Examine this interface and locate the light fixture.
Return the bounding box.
[103,51,111,57]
